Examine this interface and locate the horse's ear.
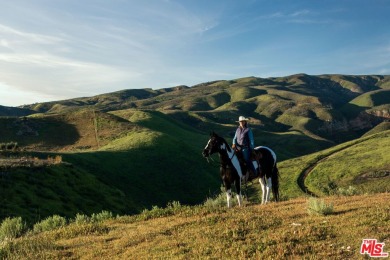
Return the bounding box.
[210,131,216,137]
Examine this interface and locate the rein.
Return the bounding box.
[205,144,237,169]
[205,156,220,168]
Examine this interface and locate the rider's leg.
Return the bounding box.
[243,148,257,176]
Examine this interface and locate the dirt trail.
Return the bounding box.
[297,156,329,197]
[296,137,372,196]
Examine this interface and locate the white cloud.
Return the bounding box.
[0,82,60,106]
[0,1,219,106]
[0,24,63,45]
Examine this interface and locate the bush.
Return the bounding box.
[140,206,167,220]
[203,192,229,209]
[336,186,360,196]
[33,215,67,233]
[90,211,113,223]
[0,142,18,151]
[166,201,183,212]
[73,213,91,225]
[307,197,334,216]
[203,187,238,209]
[0,217,27,241]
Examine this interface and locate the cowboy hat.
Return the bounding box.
[237,116,250,122]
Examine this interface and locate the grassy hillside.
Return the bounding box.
[0,161,128,224]
[1,113,389,224]
[1,193,389,259]
[1,74,389,226]
[0,110,220,223]
[275,130,390,199]
[304,130,390,196]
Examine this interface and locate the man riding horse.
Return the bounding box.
[232,116,259,181]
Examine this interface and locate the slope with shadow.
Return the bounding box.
[0,109,220,223]
[0,105,35,117]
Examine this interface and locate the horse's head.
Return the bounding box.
[202,132,225,158]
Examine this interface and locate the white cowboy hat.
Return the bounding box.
[237,116,250,122]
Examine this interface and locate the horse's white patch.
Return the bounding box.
[219,141,243,178]
[252,160,259,171]
[227,149,242,178]
[204,139,211,149]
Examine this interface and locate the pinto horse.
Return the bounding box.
[202,132,279,207]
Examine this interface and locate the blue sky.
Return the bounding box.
[0,0,389,106]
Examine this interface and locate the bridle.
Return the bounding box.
[204,136,237,168]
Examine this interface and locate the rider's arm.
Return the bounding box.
[232,130,238,146]
[248,129,254,149]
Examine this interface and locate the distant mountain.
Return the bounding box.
[14,74,390,145]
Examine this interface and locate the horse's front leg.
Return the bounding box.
[223,178,232,208]
[226,188,232,208]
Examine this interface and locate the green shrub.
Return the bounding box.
[0,142,19,151]
[166,201,183,213]
[203,192,229,209]
[140,205,167,220]
[307,197,334,216]
[90,211,113,223]
[73,213,91,225]
[336,186,360,196]
[203,187,238,209]
[0,217,27,241]
[33,215,67,233]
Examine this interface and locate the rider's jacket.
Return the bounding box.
[233,126,254,150]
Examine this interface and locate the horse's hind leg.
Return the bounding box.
[265,177,272,203]
[235,179,242,207]
[259,177,266,204]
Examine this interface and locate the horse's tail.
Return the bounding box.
[272,163,280,201]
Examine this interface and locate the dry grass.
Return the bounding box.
[2,193,389,259]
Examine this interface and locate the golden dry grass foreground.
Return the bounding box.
[3,193,389,259]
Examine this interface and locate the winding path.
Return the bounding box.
[296,136,375,196]
[297,156,330,197]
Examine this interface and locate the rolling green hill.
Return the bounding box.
[1,74,389,224]
[17,74,390,145]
